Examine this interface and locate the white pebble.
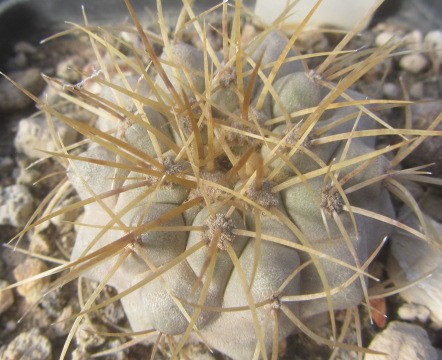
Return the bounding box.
[0,184,34,228]
[424,30,442,60]
[383,82,400,99]
[5,320,17,332]
[14,115,78,159]
[399,54,428,74]
[403,30,423,51]
[389,212,442,328]
[398,303,431,323]
[375,32,401,47]
[365,321,438,360]
[0,329,52,360]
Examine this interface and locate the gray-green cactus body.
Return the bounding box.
[119,107,172,156]
[66,23,395,360]
[212,85,240,118]
[156,43,209,99]
[272,71,322,118]
[187,206,249,296]
[205,235,301,360]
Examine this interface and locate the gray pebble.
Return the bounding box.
[0,68,45,113]
[409,82,424,99]
[8,52,28,69]
[0,157,14,172]
[40,287,68,317]
[13,41,37,55]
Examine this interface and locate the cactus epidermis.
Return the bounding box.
[58,8,398,360]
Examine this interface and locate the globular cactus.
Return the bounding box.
[6,1,442,359]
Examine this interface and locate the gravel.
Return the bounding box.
[0,184,34,227]
[0,4,441,360]
[365,321,438,360]
[0,329,52,360]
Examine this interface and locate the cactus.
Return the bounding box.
[4,0,442,359]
